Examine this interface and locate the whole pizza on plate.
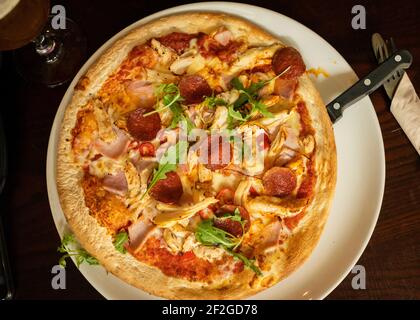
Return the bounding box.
[56,12,336,299]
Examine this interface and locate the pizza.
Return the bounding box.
[56,12,336,299]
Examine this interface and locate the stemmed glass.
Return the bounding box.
[0,0,86,87]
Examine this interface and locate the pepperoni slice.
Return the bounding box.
[263,167,297,197]
[214,205,250,237]
[157,32,196,54]
[272,47,306,79]
[202,135,231,171]
[179,75,212,104]
[127,108,161,141]
[149,171,183,203]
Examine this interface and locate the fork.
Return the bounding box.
[372,34,405,99]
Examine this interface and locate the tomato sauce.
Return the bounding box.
[250,64,272,73]
[135,238,218,282]
[283,211,305,230]
[296,101,315,136]
[157,32,197,54]
[197,33,243,64]
[134,237,245,281]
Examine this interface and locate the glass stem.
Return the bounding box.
[33,33,61,63]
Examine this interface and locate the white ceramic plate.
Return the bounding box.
[46,2,385,300]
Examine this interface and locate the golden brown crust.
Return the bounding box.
[56,12,336,299]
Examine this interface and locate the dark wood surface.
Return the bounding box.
[0,0,418,300]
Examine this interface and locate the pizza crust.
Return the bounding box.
[56,12,336,299]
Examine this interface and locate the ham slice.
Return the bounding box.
[126,80,156,108]
[95,127,130,159]
[102,170,128,196]
[128,217,155,252]
[273,78,298,100]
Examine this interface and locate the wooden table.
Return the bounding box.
[0,0,418,299]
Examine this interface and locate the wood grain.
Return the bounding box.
[0,0,418,299]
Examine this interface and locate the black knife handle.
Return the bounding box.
[326,49,413,123]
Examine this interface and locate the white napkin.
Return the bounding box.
[390,73,420,155]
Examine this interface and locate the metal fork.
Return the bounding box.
[373,34,405,99]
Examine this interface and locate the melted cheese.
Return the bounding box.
[227,44,281,76]
[182,234,227,262]
[88,157,124,178]
[211,172,242,192]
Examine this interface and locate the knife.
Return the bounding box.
[326,49,412,123]
[372,33,420,155]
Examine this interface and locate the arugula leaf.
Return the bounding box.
[231,66,290,102]
[195,219,240,249]
[142,141,188,198]
[169,104,195,134]
[250,98,274,118]
[218,208,242,222]
[230,77,245,91]
[148,83,195,133]
[229,76,275,120]
[169,106,182,129]
[113,231,129,254]
[58,234,99,268]
[231,77,258,108]
[204,95,228,108]
[228,105,248,122]
[238,89,274,119]
[195,217,262,276]
[144,83,182,116]
[144,163,176,198]
[157,83,179,97]
[229,251,262,276]
[247,80,269,95]
[230,208,242,222]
